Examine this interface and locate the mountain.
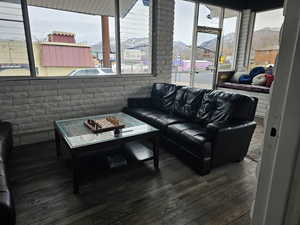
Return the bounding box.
[251,27,280,50]
[199,27,280,54]
[91,38,150,54]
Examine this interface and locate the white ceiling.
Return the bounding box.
[26,0,138,18]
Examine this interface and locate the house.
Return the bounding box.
[254,46,279,66]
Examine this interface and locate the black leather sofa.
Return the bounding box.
[0,121,15,225]
[124,83,258,175]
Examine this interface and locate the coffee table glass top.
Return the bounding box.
[55,112,158,149]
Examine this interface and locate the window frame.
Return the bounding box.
[246,7,284,69]
[0,0,154,79]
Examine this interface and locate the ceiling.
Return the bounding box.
[193,0,284,11]
[5,0,138,17]
[5,0,284,14]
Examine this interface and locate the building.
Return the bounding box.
[0,31,95,76]
[254,46,279,66]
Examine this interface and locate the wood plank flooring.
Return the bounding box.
[8,139,258,225]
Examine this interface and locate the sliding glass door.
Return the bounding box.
[172,1,240,89]
[191,29,221,89]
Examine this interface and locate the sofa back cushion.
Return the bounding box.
[196,90,257,125]
[173,87,208,119]
[151,83,178,113]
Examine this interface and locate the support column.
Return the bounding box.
[101,15,111,68]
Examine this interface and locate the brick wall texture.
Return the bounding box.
[0,0,175,146]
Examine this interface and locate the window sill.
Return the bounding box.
[0,73,156,81]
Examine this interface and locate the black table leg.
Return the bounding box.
[72,153,80,194]
[153,136,159,171]
[54,128,61,159]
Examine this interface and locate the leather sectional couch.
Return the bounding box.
[0,121,15,225]
[124,83,258,175]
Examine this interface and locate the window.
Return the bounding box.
[0,0,30,76]
[198,4,221,28]
[219,9,240,71]
[28,3,116,77]
[249,8,284,69]
[120,0,151,74]
[1,0,153,77]
[172,0,195,86]
[172,0,241,88]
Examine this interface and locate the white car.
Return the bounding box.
[68,68,114,76]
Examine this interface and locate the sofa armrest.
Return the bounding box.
[127,97,152,108]
[0,122,13,156]
[207,121,256,133]
[0,191,16,225]
[207,121,257,167]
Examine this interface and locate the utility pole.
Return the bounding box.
[101,16,111,68]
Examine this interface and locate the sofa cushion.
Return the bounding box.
[151,83,178,113]
[167,123,212,157]
[196,90,255,125]
[147,114,186,131]
[173,87,208,120]
[124,107,159,122]
[124,107,185,131]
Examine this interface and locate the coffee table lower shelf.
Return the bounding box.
[124,141,154,161]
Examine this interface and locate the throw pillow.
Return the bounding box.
[252,73,267,86]
[249,66,265,78]
[239,74,252,84]
[231,72,248,83]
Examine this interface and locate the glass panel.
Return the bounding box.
[193,32,218,89]
[0,2,30,76]
[55,112,158,149]
[28,4,116,77]
[219,9,240,71]
[120,0,151,74]
[172,0,194,86]
[250,8,284,69]
[198,4,221,28]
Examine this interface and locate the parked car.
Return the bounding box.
[68,68,114,76]
[206,65,215,72]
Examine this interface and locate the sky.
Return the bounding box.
[173,0,284,45]
[27,0,149,45]
[1,0,284,45]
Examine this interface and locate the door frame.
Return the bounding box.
[253,0,300,224]
[190,3,224,89]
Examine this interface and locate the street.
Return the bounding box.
[171,70,214,89]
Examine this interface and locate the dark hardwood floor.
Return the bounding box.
[8,138,258,225]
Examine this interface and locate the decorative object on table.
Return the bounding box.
[84,116,125,133]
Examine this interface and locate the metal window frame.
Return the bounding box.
[188,2,242,89]
[2,0,154,79]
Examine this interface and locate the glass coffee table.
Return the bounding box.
[54,112,159,194]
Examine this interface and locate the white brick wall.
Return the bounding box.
[218,87,270,118]
[0,0,175,146]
